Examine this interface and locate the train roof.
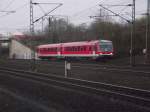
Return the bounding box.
[100,40,112,43]
[62,40,99,47]
[37,40,112,48]
[38,43,61,48]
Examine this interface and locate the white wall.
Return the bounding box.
[9,39,34,59]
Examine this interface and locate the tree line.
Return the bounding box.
[22,16,148,57]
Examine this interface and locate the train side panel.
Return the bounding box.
[37,40,114,59]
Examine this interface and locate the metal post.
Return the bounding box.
[42,17,44,33]
[145,0,150,64]
[30,0,35,71]
[65,60,71,78]
[65,60,67,78]
[48,17,52,42]
[130,0,135,66]
[30,0,34,34]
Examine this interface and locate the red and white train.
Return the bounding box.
[37,40,113,60]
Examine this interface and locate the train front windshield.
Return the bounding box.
[99,41,113,52]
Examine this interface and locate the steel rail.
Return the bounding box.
[4,59,150,69]
[10,61,150,74]
[1,60,150,78]
[0,67,150,109]
[72,65,150,74]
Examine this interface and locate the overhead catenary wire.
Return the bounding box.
[70,0,133,23]
[33,3,63,23]
[37,4,46,14]
[0,0,16,17]
[3,0,16,10]
[0,2,29,18]
[99,4,131,23]
[70,0,105,18]
[0,2,30,32]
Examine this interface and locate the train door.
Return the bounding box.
[92,45,97,56]
[57,45,61,56]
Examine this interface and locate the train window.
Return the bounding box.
[75,47,77,51]
[89,46,92,51]
[77,47,78,51]
[68,47,70,51]
[67,47,69,51]
[83,46,86,51]
[55,48,57,52]
[53,48,55,52]
[70,47,72,51]
[65,47,67,51]
[81,47,83,51]
[74,47,76,51]
[44,48,47,51]
[72,47,74,51]
[78,46,80,51]
[66,47,68,51]
[95,46,97,51]
[48,48,50,51]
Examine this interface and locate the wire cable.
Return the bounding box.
[3,0,16,10]
[37,4,46,14]
[0,2,28,18]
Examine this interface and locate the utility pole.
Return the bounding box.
[48,17,53,42]
[98,3,134,66]
[30,0,36,71]
[130,0,136,66]
[30,0,34,34]
[145,0,150,64]
[29,1,62,70]
[42,17,44,33]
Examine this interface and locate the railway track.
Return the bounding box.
[10,61,150,78]
[0,67,150,111]
[1,59,150,90]
[1,59,150,74]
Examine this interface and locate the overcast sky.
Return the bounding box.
[0,0,147,34]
